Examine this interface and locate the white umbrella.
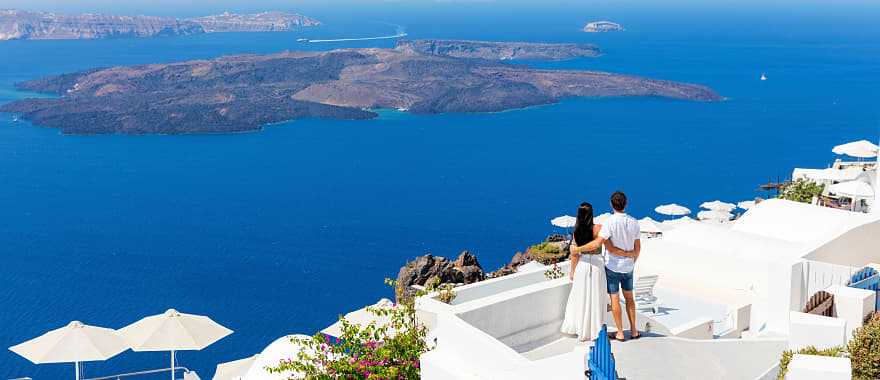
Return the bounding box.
[662,216,696,229]
[638,217,665,234]
[119,309,232,380]
[832,140,879,158]
[595,212,612,224]
[9,321,128,380]
[213,354,258,380]
[737,200,756,210]
[321,299,394,339]
[827,180,874,198]
[550,215,576,229]
[700,200,736,211]
[697,210,733,221]
[654,204,691,216]
[245,334,313,380]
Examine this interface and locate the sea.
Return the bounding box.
[1,1,878,378]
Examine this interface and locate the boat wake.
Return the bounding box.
[302,23,407,43]
[306,32,407,43]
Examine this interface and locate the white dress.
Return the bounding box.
[560,252,608,341]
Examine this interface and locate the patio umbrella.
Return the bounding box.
[321,299,394,339]
[550,215,576,229]
[737,200,756,210]
[654,204,691,216]
[119,309,232,380]
[662,216,696,229]
[700,200,736,211]
[9,321,128,380]
[595,212,612,224]
[213,354,258,380]
[827,181,874,198]
[697,210,733,221]
[638,217,665,234]
[832,140,879,158]
[244,335,313,380]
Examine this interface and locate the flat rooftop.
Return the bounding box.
[523,335,786,380]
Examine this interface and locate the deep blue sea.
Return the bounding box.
[1,2,879,379]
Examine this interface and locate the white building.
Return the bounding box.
[416,199,879,379]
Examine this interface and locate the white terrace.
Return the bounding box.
[416,199,880,380]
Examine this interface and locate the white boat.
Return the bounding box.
[760,73,767,81]
[296,38,309,42]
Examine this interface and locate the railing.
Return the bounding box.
[83,366,191,380]
[586,325,618,380]
[849,267,878,284]
[848,273,880,312]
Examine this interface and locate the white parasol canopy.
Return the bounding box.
[827,180,875,198]
[321,299,394,339]
[697,210,733,221]
[700,200,736,211]
[832,140,879,158]
[595,212,612,224]
[662,216,696,229]
[9,321,128,380]
[654,204,691,216]
[119,309,232,380]
[550,215,577,229]
[638,217,665,234]
[737,200,757,210]
[244,334,313,380]
[213,354,258,380]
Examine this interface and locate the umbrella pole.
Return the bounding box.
[170,350,175,380]
[75,361,80,380]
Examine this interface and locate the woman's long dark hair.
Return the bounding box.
[573,202,595,247]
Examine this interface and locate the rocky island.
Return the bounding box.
[583,20,624,33]
[396,39,600,60]
[0,9,320,41]
[0,40,722,135]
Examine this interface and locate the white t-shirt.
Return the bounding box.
[599,212,640,274]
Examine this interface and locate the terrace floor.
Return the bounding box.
[523,334,786,380]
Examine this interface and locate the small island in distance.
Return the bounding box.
[0,10,320,41]
[583,20,625,33]
[0,39,721,135]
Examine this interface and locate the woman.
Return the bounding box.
[560,202,608,341]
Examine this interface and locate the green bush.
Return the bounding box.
[529,242,566,265]
[849,313,880,380]
[778,179,824,204]
[777,346,846,380]
[268,278,432,379]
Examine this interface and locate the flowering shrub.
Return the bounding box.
[424,276,457,304]
[544,261,564,280]
[268,278,432,379]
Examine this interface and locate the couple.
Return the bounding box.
[560,191,642,342]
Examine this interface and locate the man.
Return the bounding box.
[570,191,641,341]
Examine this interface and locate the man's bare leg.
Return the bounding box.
[609,292,625,340]
[623,290,639,338]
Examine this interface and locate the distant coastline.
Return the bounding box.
[0,9,320,41]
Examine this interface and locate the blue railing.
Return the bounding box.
[848,272,880,312]
[586,325,618,380]
[850,267,878,284]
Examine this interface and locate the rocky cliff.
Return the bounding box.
[396,39,600,61]
[0,9,203,40]
[0,9,320,41]
[189,11,320,32]
[395,251,486,302]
